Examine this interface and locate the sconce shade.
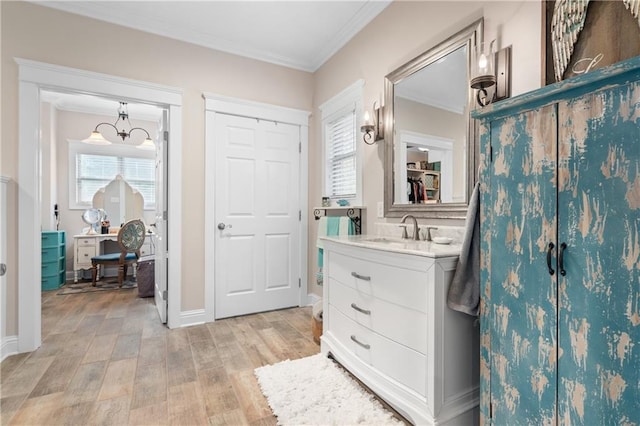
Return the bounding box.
[136,137,156,151]
[83,130,111,145]
[360,102,384,145]
[471,41,499,107]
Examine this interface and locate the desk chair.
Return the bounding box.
[91,219,146,287]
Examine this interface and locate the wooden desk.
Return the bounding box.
[72,233,154,283]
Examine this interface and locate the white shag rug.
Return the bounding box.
[254,354,402,425]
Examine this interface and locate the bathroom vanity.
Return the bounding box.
[320,235,479,425]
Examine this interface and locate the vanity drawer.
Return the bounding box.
[76,237,95,247]
[140,241,152,257]
[327,250,429,313]
[328,305,426,397]
[328,278,427,354]
[76,246,96,266]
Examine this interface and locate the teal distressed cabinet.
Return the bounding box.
[474,57,640,425]
[42,231,66,290]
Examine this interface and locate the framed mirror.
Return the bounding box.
[384,19,483,219]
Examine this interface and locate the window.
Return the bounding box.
[68,141,155,210]
[320,80,364,204]
[326,112,356,198]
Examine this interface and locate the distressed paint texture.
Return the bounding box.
[477,57,640,425]
[488,104,559,423]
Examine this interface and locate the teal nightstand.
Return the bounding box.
[42,231,66,290]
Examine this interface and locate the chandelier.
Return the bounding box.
[83,102,155,150]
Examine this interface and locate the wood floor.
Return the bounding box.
[0,288,319,425]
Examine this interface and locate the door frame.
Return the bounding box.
[203,93,310,322]
[17,58,183,352]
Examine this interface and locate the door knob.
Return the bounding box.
[217,223,226,230]
[0,263,6,276]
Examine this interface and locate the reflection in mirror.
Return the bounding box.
[384,19,482,219]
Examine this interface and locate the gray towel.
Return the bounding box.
[447,181,480,316]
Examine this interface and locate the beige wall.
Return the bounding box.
[308,1,542,295]
[1,1,313,335]
[1,1,543,335]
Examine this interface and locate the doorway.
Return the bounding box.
[38,90,168,322]
[17,59,183,352]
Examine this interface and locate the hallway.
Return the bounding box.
[0,289,317,425]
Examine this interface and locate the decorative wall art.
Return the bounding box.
[543,0,640,85]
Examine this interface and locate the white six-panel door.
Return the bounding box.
[214,113,301,319]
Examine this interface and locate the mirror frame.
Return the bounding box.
[384,18,483,219]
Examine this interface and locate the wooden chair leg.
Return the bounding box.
[91,262,98,286]
[118,264,125,287]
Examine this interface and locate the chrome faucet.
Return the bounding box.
[400,214,420,240]
[424,226,439,242]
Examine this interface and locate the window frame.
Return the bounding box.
[319,79,364,205]
[67,140,156,210]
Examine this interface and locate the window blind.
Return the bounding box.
[327,111,356,198]
[75,153,155,208]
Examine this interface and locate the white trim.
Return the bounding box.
[16,58,182,104]
[17,58,183,353]
[318,79,364,118]
[203,93,310,126]
[179,309,206,328]
[203,93,310,322]
[1,336,19,362]
[166,104,182,329]
[0,177,9,358]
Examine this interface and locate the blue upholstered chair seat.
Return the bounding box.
[92,252,137,262]
[91,219,146,287]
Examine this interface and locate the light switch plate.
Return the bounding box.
[377,201,384,218]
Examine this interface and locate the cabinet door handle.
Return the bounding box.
[351,272,371,281]
[546,242,555,275]
[559,242,567,276]
[350,303,371,315]
[350,335,370,349]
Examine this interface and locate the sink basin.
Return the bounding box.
[320,235,461,258]
[363,237,404,243]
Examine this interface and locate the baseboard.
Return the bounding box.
[307,292,321,306]
[1,336,19,362]
[180,309,206,327]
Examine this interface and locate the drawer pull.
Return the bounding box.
[350,272,371,281]
[350,303,371,315]
[350,335,370,349]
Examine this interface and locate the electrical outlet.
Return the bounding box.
[377,201,384,218]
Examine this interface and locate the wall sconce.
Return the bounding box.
[360,102,384,145]
[470,41,511,107]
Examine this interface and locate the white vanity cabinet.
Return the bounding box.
[320,238,479,425]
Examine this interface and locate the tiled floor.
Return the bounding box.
[0,287,318,425]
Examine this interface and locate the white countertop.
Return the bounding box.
[320,235,461,258]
